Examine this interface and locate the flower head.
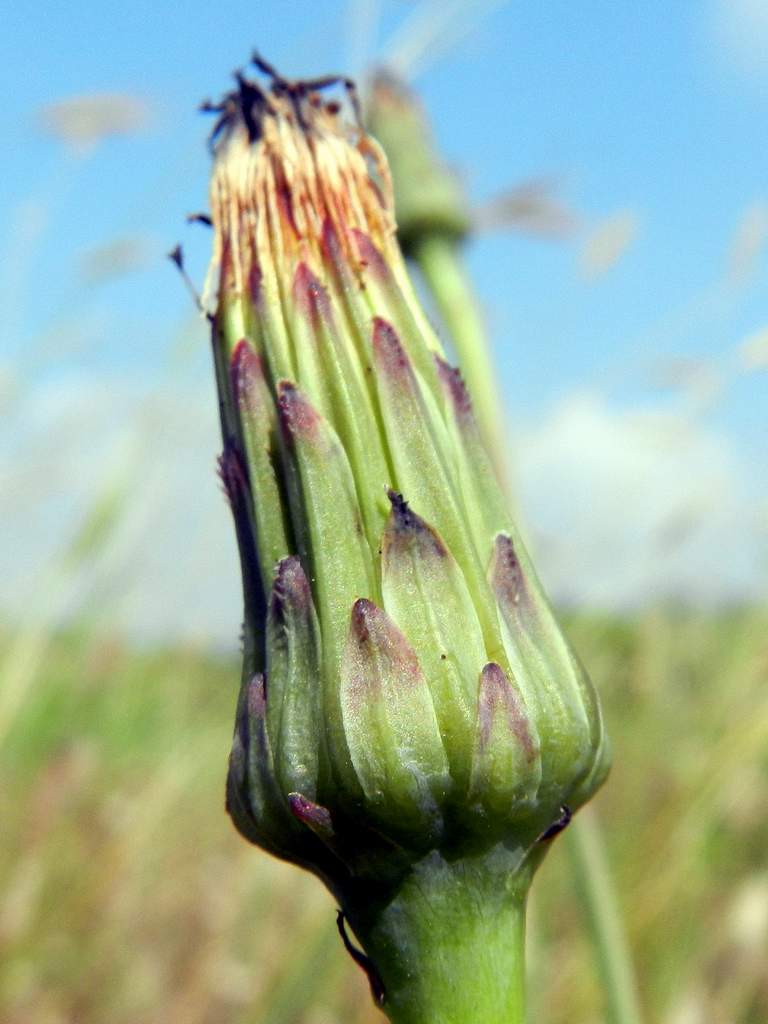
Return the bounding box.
[205,65,609,893]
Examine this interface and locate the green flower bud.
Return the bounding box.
[365,71,471,254]
[206,65,610,1020]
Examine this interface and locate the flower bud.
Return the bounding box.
[207,66,609,911]
[365,71,470,254]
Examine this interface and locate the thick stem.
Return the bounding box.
[345,847,531,1024]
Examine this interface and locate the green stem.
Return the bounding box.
[563,806,643,1024]
[346,848,530,1024]
[413,235,505,475]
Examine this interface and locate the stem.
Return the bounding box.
[412,235,505,474]
[346,847,531,1024]
[563,806,643,1024]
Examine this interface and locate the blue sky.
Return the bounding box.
[2,1,767,638]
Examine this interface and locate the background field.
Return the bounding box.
[2,611,767,1023]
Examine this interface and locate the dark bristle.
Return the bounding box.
[168,244,183,270]
[336,911,386,1006]
[234,71,270,143]
[386,488,421,531]
[201,72,270,149]
[203,52,362,151]
[386,489,413,524]
[384,489,448,560]
[537,805,572,842]
[168,244,209,318]
[251,51,285,85]
[186,212,212,227]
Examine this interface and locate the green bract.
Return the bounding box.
[206,66,610,1016]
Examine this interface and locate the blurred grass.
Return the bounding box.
[1,609,766,1024]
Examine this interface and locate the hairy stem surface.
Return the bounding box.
[347,847,531,1024]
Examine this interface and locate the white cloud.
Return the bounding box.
[1,371,241,648]
[710,0,768,82]
[514,393,766,608]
